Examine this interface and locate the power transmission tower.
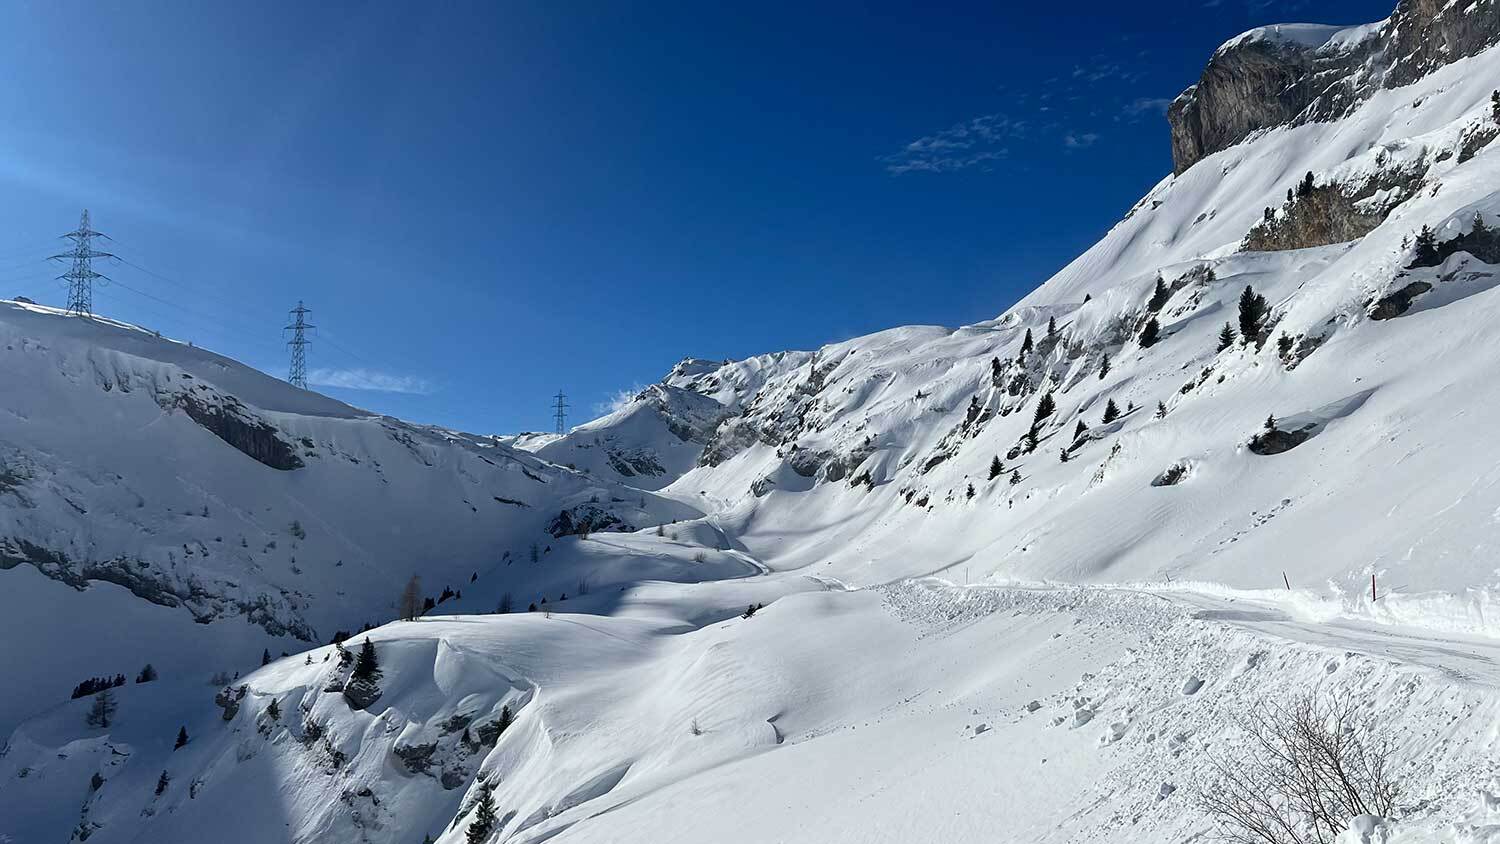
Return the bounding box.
[553,390,569,434]
[49,210,115,317]
[283,301,315,389]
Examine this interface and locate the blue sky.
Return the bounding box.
[0,0,1394,433]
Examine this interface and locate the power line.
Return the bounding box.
[553,390,569,434]
[284,301,314,389]
[49,210,115,317]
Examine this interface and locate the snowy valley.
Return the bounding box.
[6,0,1500,841]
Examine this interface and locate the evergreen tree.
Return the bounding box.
[175,726,189,749]
[1099,354,1110,380]
[1139,317,1160,348]
[86,689,117,728]
[988,456,1003,480]
[261,649,272,666]
[466,782,498,844]
[1102,399,1121,424]
[1265,414,1278,432]
[267,698,282,721]
[1474,212,1489,238]
[1059,448,1070,463]
[1218,322,1237,351]
[1047,315,1057,337]
[1492,90,1499,121]
[966,482,976,500]
[498,704,514,734]
[155,770,170,796]
[1024,425,1040,453]
[136,664,158,684]
[352,639,382,682]
[1156,401,1168,419]
[1008,470,1021,486]
[1147,275,1170,312]
[989,356,1003,383]
[1032,391,1056,425]
[1020,328,1034,356]
[1297,171,1315,197]
[1413,225,1439,265]
[1238,285,1267,344]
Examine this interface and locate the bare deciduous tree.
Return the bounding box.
[1198,694,1400,844]
[398,575,423,621]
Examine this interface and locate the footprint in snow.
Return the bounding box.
[1181,676,1205,696]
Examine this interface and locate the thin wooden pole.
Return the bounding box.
[1283,572,1291,590]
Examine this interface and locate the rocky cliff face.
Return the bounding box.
[1169,0,1499,174]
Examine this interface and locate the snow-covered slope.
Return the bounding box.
[0,300,704,732]
[7,1,1500,842]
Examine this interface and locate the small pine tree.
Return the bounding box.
[1139,316,1161,348]
[1474,212,1489,238]
[1297,171,1315,197]
[965,483,975,500]
[136,664,158,684]
[1265,414,1278,432]
[1238,285,1267,344]
[155,770,170,796]
[498,704,514,734]
[466,782,498,844]
[1059,448,1070,463]
[1099,354,1111,379]
[267,698,282,721]
[1008,470,1021,486]
[1033,391,1056,425]
[261,649,272,666]
[86,689,117,729]
[352,639,382,681]
[988,456,1003,480]
[175,726,189,749]
[1217,322,1237,351]
[1024,426,1040,453]
[1413,225,1439,265]
[1492,89,1499,121]
[1102,399,1120,424]
[1020,328,1034,356]
[1156,401,1168,419]
[1147,275,1170,312]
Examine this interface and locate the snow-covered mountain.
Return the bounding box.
[6,1,1500,842]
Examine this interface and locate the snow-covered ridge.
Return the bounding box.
[1214,22,1380,57]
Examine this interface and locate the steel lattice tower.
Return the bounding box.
[49,210,115,317]
[283,301,315,389]
[553,390,569,434]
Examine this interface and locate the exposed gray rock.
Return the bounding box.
[1170,1,1500,174]
[1151,463,1190,487]
[393,742,437,774]
[167,392,304,471]
[1248,426,1314,455]
[547,505,633,538]
[1369,281,1433,320]
[342,677,382,711]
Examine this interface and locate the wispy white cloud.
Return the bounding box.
[594,384,645,416]
[1064,132,1101,149]
[308,368,434,394]
[882,114,1025,174]
[1123,97,1173,118]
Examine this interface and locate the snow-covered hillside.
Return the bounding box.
[0,300,705,732]
[6,1,1500,842]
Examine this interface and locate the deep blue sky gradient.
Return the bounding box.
[0,0,1395,432]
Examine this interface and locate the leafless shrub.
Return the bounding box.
[1198,694,1400,844]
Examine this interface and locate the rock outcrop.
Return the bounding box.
[1170,0,1500,174]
